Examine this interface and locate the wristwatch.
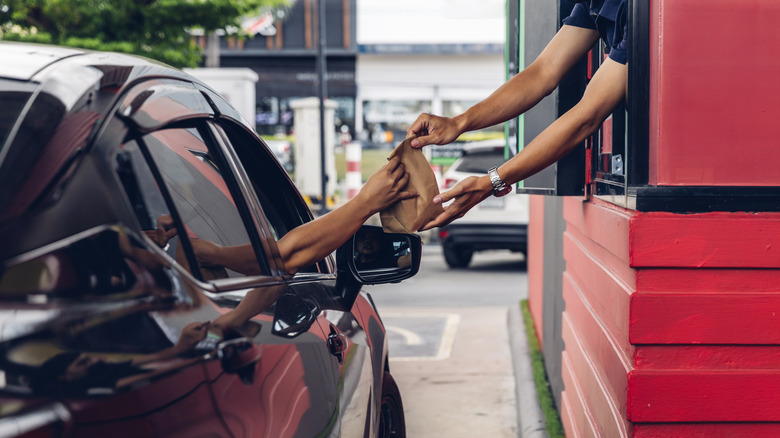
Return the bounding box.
[487,166,512,197]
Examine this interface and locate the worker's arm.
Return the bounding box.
[421,57,628,230]
[407,25,600,148]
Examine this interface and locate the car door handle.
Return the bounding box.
[327,327,347,365]
[204,337,262,385]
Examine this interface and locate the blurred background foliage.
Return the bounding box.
[0,0,289,67]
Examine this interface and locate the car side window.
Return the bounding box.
[114,125,266,280]
[215,121,328,274]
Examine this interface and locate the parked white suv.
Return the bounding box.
[437,140,529,268]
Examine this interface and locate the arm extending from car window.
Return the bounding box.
[278,156,417,274]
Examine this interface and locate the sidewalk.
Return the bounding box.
[389,307,517,437]
[387,306,547,438]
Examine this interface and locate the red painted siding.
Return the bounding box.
[635,345,780,370]
[561,198,780,436]
[631,292,780,344]
[561,198,635,437]
[649,0,780,186]
[562,311,629,437]
[561,351,601,438]
[630,212,780,268]
[634,423,780,438]
[628,371,780,422]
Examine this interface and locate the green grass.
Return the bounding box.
[520,299,566,438]
[334,148,394,181]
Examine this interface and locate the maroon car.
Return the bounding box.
[0,42,418,437]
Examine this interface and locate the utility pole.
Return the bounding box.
[317,0,329,214]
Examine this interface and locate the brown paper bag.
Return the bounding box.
[380,137,444,233]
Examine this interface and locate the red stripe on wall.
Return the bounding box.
[630,212,780,268]
[635,345,780,370]
[637,268,780,293]
[562,352,603,438]
[562,314,630,437]
[565,224,636,291]
[564,197,633,264]
[628,370,780,422]
[630,292,780,344]
[563,279,633,419]
[634,422,780,438]
[563,233,634,359]
[559,391,580,438]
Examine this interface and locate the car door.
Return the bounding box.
[0,80,244,437]
[129,110,350,437]
[213,118,379,437]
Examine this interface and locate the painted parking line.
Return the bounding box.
[382,313,461,362]
[385,325,423,346]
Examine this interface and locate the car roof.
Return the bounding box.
[0,41,185,85]
[0,42,86,81]
[0,43,210,228]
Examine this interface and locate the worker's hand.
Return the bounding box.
[420,175,493,230]
[406,113,462,148]
[358,156,418,213]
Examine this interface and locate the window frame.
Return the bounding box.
[211,118,336,277]
[116,119,277,285]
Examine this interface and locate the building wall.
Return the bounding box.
[355,53,504,138]
[560,197,634,437]
[217,0,358,136]
[355,0,506,146]
[560,196,780,437]
[649,0,780,187]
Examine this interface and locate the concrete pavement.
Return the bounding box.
[387,306,547,438]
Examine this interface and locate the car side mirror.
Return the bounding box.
[337,225,421,285]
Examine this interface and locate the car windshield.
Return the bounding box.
[0,79,37,154]
[454,148,505,173]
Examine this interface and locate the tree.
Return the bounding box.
[0,0,289,68]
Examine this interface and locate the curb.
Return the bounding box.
[508,305,549,438]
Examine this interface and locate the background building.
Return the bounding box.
[205,0,506,151]
[355,0,506,149]
[215,0,358,137]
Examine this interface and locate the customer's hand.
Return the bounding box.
[145,214,178,248]
[421,175,493,230]
[190,238,223,268]
[406,113,462,148]
[357,156,418,213]
[176,321,210,351]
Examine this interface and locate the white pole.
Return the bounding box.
[346,141,362,199]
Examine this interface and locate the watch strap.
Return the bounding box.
[487,167,512,197]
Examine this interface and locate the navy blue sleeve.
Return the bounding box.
[562,3,597,30]
[608,12,628,64]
